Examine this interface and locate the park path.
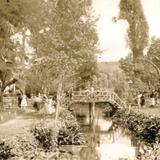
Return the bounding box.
[0,114,39,137]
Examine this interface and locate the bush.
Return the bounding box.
[0,133,45,160]
[0,139,13,160]
[31,121,58,151]
[58,109,85,145]
[112,109,160,144]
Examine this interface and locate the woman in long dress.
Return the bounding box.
[21,94,28,108]
[44,98,55,114]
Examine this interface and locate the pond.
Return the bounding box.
[66,103,142,160]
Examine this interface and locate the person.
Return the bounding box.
[17,93,22,108]
[137,93,142,109]
[150,91,155,107]
[39,96,55,115]
[154,90,159,105]
[20,94,28,109]
[140,93,145,108]
[33,94,42,111]
[46,98,55,114]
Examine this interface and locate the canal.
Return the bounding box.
[66,103,141,160]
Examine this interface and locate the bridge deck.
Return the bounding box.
[71,90,125,108]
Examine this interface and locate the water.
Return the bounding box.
[68,103,139,160]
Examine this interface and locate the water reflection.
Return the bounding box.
[74,104,137,160]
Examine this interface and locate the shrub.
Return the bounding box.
[0,139,13,160]
[31,121,59,151]
[112,109,160,144]
[58,109,85,145]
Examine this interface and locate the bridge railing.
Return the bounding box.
[71,90,125,108]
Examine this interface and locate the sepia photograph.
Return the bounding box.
[0,0,160,159]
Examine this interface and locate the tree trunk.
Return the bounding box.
[0,89,4,107]
[55,74,63,120]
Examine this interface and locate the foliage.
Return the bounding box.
[147,38,160,74]
[118,0,149,61]
[31,121,59,151]
[0,107,85,159]
[119,38,160,100]
[26,0,99,92]
[0,133,45,160]
[58,109,85,145]
[0,0,35,100]
[74,58,98,89]
[113,109,160,144]
[136,143,160,160]
[0,139,13,160]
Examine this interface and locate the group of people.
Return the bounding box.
[17,93,56,114]
[137,90,159,109]
[33,94,56,114]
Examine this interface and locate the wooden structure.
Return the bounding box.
[71,90,126,123]
[71,90,125,108]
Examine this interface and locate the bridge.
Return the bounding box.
[71,90,125,108]
[70,90,126,123]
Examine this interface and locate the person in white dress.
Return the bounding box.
[137,93,142,109]
[20,94,28,108]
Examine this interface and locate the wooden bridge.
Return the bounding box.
[70,90,125,123]
[71,90,125,109]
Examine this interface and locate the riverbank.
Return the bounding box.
[112,108,160,160]
[0,108,85,160]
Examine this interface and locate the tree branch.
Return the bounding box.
[2,78,17,91]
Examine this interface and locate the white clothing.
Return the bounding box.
[137,94,142,107]
[21,95,27,108]
[151,98,155,106]
[40,99,55,114]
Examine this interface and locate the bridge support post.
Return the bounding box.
[89,102,95,124]
[92,102,95,121]
[89,103,92,124]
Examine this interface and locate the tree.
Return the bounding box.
[24,0,99,119]
[0,0,23,102]
[0,0,48,102]
[147,38,160,68]
[118,0,149,61]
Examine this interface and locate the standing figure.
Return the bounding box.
[17,93,22,108]
[137,93,142,109]
[33,94,42,111]
[150,91,155,107]
[140,93,145,108]
[21,94,28,109]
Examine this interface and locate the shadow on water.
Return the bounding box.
[70,103,140,160]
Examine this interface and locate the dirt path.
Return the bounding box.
[0,115,40,137]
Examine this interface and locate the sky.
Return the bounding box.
[92,0,160,62]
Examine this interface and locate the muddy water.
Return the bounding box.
[69,103,140,160]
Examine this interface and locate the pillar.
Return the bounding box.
[89,103,92,124]
[92,102,95,121]
[89,102,96,124]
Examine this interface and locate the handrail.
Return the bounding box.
[71,90,125,108]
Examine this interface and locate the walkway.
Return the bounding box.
[0,116,35,136]
[71,90,125,108]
